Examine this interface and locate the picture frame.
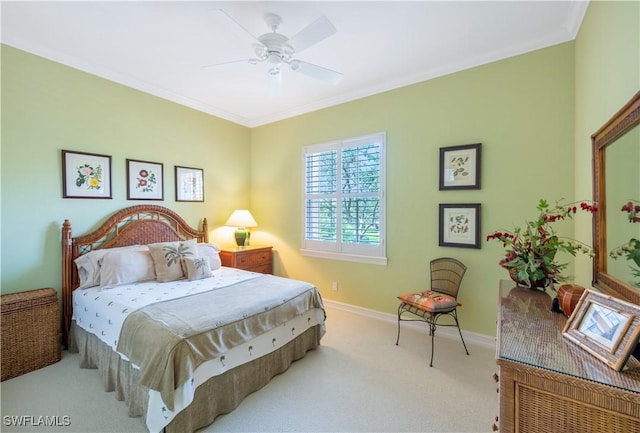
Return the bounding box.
[439,143,482,190]
[175,166,204,202]
[438,203,481,249]
[563,289,640,371]
[126,159,164,200]
[62,150,112,199]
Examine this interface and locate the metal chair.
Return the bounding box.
[396,257,469,367]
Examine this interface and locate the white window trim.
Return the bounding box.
[301,132,387,265]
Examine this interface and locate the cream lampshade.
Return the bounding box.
[224,210,258,247]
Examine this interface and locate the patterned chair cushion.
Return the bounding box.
[398,290,458,312]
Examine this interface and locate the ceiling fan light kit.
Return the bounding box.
[206,10,343,90]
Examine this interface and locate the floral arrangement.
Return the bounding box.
[620,200,640,223]
[486,198,597,289]
[609,200,640,287]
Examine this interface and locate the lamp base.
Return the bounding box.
[234,228,250,247]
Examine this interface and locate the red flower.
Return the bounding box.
[620,200,640,223]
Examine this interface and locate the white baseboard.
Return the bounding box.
[323,299,496,350]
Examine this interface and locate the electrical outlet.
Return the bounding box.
[331,281,339,291]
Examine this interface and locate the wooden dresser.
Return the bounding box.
[496,280,640,433]
[219,245,273,274]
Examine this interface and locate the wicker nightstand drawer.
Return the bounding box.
[220,246,273,274]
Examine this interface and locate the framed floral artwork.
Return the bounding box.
[62,150,112,199]
[439,143,482,190]
[175,166,204,202]
[438,203,481,249]
[563,289,640,371]
[126,159,164,200]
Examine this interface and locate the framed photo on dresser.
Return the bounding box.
[563,289,640,371]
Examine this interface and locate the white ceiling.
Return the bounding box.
[1,1,589,127]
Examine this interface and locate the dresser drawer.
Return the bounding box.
[245,263,273,274]
[219,246,273,274]
[236,250,271,267]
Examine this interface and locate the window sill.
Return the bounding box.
[300,249,388,266]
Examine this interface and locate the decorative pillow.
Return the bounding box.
[183,256,213,281]
[99,249,156,289]
[74,245,146,289]
[197,243,222,271]
[148,239,198,282]
[398,290,458,312]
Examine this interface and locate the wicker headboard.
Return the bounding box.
[60,205,208,347]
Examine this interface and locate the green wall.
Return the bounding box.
[2,1,637,338]
[251,42,576,336]
[573,0,640,285]
[1,45,252,293]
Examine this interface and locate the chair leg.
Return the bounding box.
[395,304,403,345]
[454,313,470,356]
[429,321,436,367]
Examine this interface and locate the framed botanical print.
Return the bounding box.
[439,143,482,190]
[62,150,112,199]
[127,159,164,200]
[175,166,204,202]
[438,203,481,249]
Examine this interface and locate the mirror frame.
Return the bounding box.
[592,91,640,305]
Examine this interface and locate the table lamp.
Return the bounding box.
[225,210,258,247]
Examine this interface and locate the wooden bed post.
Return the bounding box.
[61,219,73,349]
[202,218,209,243]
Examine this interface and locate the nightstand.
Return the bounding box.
[219,245,273,274]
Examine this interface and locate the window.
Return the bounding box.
[301,132,386,265]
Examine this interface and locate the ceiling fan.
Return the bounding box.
[205,9,343,93]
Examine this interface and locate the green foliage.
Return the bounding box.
[487,198,596,288]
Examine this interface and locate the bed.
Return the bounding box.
[61,205,326,433]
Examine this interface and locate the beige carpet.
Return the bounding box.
[1,305,499,433]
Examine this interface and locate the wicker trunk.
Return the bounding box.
[1,288,61,381]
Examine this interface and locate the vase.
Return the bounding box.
[556,284,585,317]
[508,269,551,290]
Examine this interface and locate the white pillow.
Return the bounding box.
[197,243,222,271]
[99,249,156,289]
[74,245,147,289]
[183,256,213,281]
[148,239,198,282]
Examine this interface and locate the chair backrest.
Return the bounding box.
[430,257,467,299]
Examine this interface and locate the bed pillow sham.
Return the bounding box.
[196,243,222,271]
[183,256,213,281]
[99,249,156,289]
[74,245,147,289]
[148,239,198,282]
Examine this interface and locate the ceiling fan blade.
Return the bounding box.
[290,60,343,84]
[287,16,336,53]
[203,59,260,71]
[209,9,263,47]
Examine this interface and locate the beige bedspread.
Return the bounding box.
[116,275,325,410]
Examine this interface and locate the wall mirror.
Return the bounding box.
[593,91,640,305]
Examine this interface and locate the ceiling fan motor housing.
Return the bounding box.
[258,32,293,64]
